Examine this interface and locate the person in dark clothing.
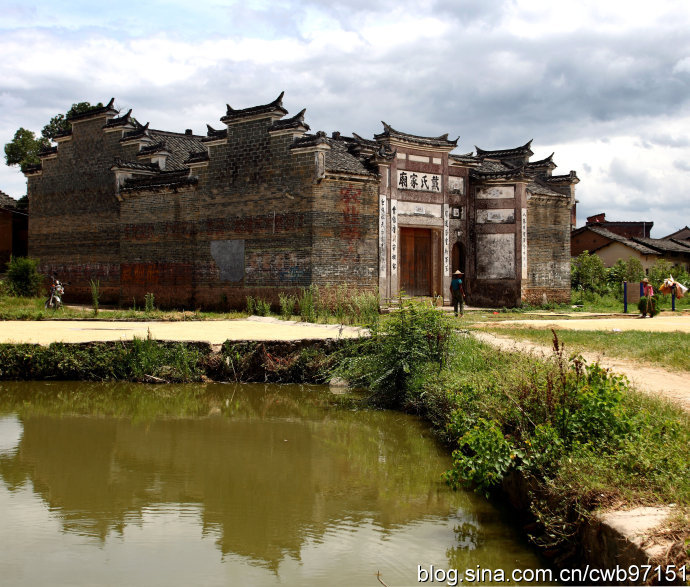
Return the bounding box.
[450,270,466,317]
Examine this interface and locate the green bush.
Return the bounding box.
[637,296,659,316]
[299,286,317,323]
[334,298,452,408]
[4,257,43,297]
[571,251,607,294]
[279,292,296,320]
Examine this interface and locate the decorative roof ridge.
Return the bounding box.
[269,108,309,132]
[184,150,210,165]
[68,98,117,121]
[220,92,288,122]
[475,140,533,158]
[526,152,555,167]
[546,170,579,183]
[471,166,531,181]
[112,157,160,172]
[290,131,329,149]
[23,163,43,175]
[351,132,377,147]
[54,128,73,139]
[104,108,133,128]
[138,141,169,156]
[374,122,458,147]
[120,122,151,142]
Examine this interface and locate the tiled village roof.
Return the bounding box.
[324,137,377,176]
[632,236,690,254]
[0,190,18,210]
[449,153,480,166]
[146,130,205,170]
[221,92,288,123]
[670,238,690,248]
[374,122,458,149]
[582,226,661,255]
[527,181,569,197]
[475,140,534,160]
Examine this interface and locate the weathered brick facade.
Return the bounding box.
[25,95,576,308]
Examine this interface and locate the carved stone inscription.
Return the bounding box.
[476,185,515,199]
[476,209,515,224]
[476,234,514,279]
[210,239,245,282]
[379,195,387,278]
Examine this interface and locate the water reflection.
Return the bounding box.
[0,381,547,585]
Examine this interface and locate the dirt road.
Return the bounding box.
[472,327,690,412]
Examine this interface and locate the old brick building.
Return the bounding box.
[25,94,577,308]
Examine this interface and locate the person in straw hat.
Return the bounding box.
[450,270,466,317]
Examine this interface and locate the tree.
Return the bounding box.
[3,127,48,171]
[571,250,607,293]
[4,102,103,172]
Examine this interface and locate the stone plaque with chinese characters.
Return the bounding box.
[397,170,442,192]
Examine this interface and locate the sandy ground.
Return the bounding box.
[0,316,366,345]
[474,312,690,333]
[472,325,690,412]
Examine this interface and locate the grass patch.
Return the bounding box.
[484,327,690,372]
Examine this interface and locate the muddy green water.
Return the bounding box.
[0,381,549,586]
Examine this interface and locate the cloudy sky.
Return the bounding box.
[2,0,690,236]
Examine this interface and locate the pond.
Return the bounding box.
[0,381,550,586]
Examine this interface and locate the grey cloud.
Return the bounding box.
[673,159,690,172]
[607,158,655,193]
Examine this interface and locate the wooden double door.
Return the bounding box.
[400,227,437,296]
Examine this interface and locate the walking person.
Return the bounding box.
[450,270,466,317]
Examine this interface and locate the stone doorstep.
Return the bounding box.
[584,506,681,574]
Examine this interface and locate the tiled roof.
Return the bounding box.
[670,238,690,248]
[449,152,479,166]
[583,226,660,255]
[475,140,533,159]
[67,98,117,121]
[220,92,288,123]
[137,142,168,156]
[662,226,690,240]
[374,122,458,149]
[112,158,160,172]
[527,181,567,197]
[147,130,205,170]
[0,190,18,210]
[546,171,579,184]
[632,236,690,254]
[324,137,377,176]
